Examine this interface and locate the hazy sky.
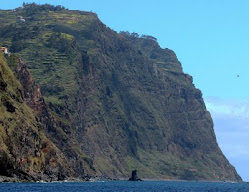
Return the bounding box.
[1,0,249,181]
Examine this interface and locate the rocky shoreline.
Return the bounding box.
[0,175,90,183]
[0,174,117,183]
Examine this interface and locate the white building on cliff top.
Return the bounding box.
[1,47,9,54]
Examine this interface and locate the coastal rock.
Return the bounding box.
[129,170,142,181]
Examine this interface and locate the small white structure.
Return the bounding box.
[18,16,26,22]
[1,47,8,54]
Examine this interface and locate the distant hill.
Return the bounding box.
[0,3,241,181]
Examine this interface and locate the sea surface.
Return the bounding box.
[0,181,248,192]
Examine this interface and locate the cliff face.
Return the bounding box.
[8,55,94,177]
[0,4,241,181]
[0,53,73,181]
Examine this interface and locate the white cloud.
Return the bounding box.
[205,97,249,119]
[204,97,249,181]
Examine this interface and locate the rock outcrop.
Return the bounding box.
[129,170,142,181]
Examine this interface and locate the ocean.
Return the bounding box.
[0,181,248,192]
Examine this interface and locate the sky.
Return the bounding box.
[1,0,249,181]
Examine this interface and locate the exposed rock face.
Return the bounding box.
[11,56,94,177]
[0,53,73,181]
[0,4,242,181]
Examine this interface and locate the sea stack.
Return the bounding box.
[129,170,142,181]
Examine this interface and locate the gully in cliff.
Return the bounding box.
[128,170,142,181]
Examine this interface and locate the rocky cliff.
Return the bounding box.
[0,3,241,181]
[0,53,74,181]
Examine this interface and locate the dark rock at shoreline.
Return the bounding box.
[129,170,142,181]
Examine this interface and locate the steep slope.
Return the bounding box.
[6,54,95,178]
[0,53,74,181]
[0,4,241,181]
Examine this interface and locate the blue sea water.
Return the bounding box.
[0,181,248,192]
